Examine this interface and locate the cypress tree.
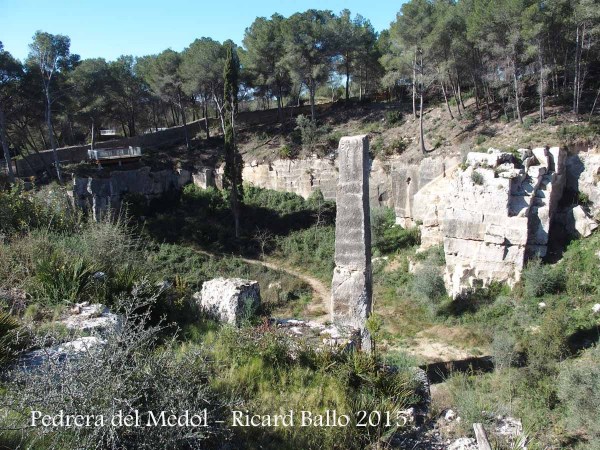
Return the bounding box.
[223,44,242,238]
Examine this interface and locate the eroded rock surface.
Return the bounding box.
[195,278,261,325]
[331,135,372,350]
[62,302,121,335]
[72,166,192,220]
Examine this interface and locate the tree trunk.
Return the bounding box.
[202,100,210,139]
[573,24,581,114]
[448,72,462,117]
[129,112,136,137]
[441,82,454,119]
[310,79,316,121]
[538,46,545,123]
[419,90,426,154]
[456,71,466,110]
[45,88,62,183]
[0,107,15,182]
[512,59,523,124]
[470,72,481,111]
[589,86,600,122]
[91,118,95,150]
[277,84,283,122]
[482,79,492,121]
[178,91,190,151]
[345,57,350,103]
[412,49,417,119]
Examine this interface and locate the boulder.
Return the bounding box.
[195,278,261,325]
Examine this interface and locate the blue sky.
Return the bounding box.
[0,0,404,62]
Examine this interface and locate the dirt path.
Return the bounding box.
[194,249,331,323]
[248,257,331,321]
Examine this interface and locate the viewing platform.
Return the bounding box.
[87,146,142,166]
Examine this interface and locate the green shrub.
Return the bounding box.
[208,326,417,449]
[412,265,446,303]
[278,144,293,159]
[560,233,600,296]
[447,373,497,432]
[326,130,343,148]
[243,185,311,216]
[525,303,569,375]
[475,134,487,145]
[413,245,445,266]
[558,122,600,145]
[492,330,518,370]
[385,110,404,126]
[383,137,409,157]
[276,226,335,282]
[546,116,558,126]
[577,191,591,206]
[522,117,535,130]
[558,345,600,441]
[2,295,227,450]
[0,183,82,237]
[522,258,565,298]
[32,251,94,305]
[295,115,326,153]
[471,170,484,185]
[371,208,420,254]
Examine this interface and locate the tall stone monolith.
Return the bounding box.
[331,135,372,351]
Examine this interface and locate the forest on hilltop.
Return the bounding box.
[0,0,599,171]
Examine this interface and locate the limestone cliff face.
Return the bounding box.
[413,147,567,297]
[239,156,460,218]
[238,148,571,297]
[71,167,191,220]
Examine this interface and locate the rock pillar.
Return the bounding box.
[331,135,372,351]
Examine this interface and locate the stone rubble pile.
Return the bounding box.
[19,302,122,370]
[62,302,121,335]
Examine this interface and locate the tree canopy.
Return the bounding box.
[0,3,598,168]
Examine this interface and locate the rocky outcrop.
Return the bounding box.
[195,278,261,325]
[393,156,461,229]
[330,136,372,351]
[566,149,600,217]
[71,166,192,220]
[419,147,567,297]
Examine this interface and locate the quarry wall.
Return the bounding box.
[71,143,599,298]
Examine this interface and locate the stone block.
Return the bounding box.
[331,135,372,349]
[196,278,261,325]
